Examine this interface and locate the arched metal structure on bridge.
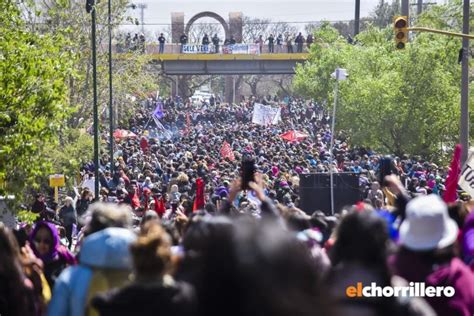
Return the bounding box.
[171,11,242,43]
[170,11,243,102]
[184,11,230,40]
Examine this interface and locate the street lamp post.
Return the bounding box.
[354,0,360,36]
[460,0,470,164]
[108,0,114,174]
[86,0,100,200]
[401,0,409,17]
[329,68,348,215]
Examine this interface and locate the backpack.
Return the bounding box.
[85,269,131,316]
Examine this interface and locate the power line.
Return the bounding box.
[115,20,354,26]
[26,19,354,26]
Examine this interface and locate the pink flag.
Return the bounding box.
[443,144,462,203]
[220,141,235,161]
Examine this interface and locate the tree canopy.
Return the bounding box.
[294,7,471,161]
[0,1,76,196]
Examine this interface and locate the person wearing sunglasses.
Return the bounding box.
[29,221,76,288]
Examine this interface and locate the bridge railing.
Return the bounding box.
[113,43,310,54]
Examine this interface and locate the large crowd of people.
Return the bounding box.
[1,95,474,316]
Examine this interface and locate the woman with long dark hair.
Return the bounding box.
[0,223,37,316]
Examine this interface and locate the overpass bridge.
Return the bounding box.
[149,53,308,75]
[115,44,308,75]
[114,44,309,101]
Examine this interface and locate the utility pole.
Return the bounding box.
[401,0,409,17]
[137,3,147,34]
[417,0,423,15]
[86,0,100,200]
[329,73,339,216]
[329,68,348,215]
[354,0,360,36]
[108,0,114,174]
[460,0,470,164]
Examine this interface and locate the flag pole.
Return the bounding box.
[329,69,339,216]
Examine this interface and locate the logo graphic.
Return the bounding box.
[346,282,455,298]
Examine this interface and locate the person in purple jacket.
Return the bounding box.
[389,195,474,316]
[29,221,76,289]
[462,210,474,271]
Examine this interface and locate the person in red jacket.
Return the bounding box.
[140,136,148,154]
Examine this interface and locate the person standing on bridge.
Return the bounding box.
[267,34,275,53]
[179,33,188,53]
[202,34,210,53]
[139,33,146,53]
[158,33,166,54]
[306,34,314,50]
[212,34,220,53]
[255,35,264,54]
[276,34,283,53]
[285,33,293,53]
[295,32,304,53]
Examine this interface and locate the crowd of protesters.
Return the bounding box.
[1,95,474,316]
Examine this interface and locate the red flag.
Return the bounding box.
[153,196,166,217]
[280,130,309,142]
[443,144,462,203]
[193,178,205,212]
[220,141,235,161]
[185,112,191,135]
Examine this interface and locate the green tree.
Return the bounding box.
[294,21,463,160]
[370,0,400,28]
[0,0,76,196]
[20,0,160,128]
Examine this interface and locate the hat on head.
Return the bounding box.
[399,195,458,251]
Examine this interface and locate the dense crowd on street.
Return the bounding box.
[1,95,474,316]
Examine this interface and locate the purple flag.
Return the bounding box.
[153,101,164,119]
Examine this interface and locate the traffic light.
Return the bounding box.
[393,16,408,50]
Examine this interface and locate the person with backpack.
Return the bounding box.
[47,203,134,316]
[92,222,196,316]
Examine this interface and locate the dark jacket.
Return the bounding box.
[92,280,196,316]
[59,205,77,226]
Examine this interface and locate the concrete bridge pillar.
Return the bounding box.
[229,12,243,43]
[171,12,184,44]
[225,76,239,104]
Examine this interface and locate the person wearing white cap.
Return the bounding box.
[389,195,474,316]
